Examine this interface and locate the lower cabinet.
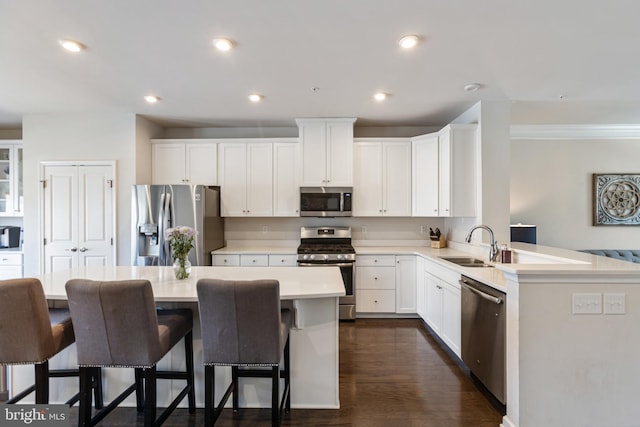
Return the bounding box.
[0,253,23,279]
[356,254,417,315]
[212,253,297,267]
[422,261,461,357]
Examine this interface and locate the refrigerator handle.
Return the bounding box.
[159,191,172,266]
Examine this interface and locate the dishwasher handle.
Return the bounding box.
[459,280,503,305]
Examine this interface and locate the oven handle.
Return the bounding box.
[459,280,503,305]
[298,262,354,267]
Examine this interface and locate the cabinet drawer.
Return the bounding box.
[0,253,22,265]
[268,254,297,267]
[0,265,23,279]
[356,266,395,290]
[356,255,395,267]
[212,254,240,266]
[240,254,269,266]
[356,290,396,313]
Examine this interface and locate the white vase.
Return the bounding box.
[173,256,191,280]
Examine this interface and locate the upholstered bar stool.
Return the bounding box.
[0,278,102,406]
[65,279,195,427]
[196,279,292,427]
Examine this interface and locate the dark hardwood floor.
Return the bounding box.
[67,319,504,426]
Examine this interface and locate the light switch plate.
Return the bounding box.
[603,293,626,314]
[572,293,602,314]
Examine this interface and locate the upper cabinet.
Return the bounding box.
[273,142,300,217]
[297,118,356,187]
[0,141,23,216]
[151,140,217,185]
[412,124,476,217]
[354,139,412,216]
[218,142,273,217]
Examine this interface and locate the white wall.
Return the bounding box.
[510,138,640,249]
[22,113,140,275]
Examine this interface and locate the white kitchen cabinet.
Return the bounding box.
[353,140,411,216]
[0,252,23,279]
[423,259,461,357]
[416,257,427,319]
[0,142,23,216]
[356,255,396,313]
[151,140,218,185]
[218,142,273,216]
[240,254,269,266]
[211,254,240,266]
[411,124,476,217]
[273,142,300,216]
[268,254,298,266]
[212,252,296,267]
[297,118,356,187]
[395,255,416,313]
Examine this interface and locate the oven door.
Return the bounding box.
[298,262,355,302]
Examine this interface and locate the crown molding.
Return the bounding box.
[510,124,640,140]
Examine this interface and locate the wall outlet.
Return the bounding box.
[361,226,367,234]
[572,293,602,314]
[262,225,268,233]
[603,293,625,314]
[420,225,427,234]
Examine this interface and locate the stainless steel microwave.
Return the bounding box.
[299,187,352,217]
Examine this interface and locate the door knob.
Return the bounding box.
[68,247,78,252]
[79,247,88,252]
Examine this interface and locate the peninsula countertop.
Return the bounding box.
[38,265,345,302]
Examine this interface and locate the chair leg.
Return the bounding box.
[284,337,291,412]
[92,368,104,409]
[78,367,93,427]
[232,366,239,413]
[204,365,214,426]
[134,368,144,412]
[34,361,49,404]
[271,366,279,427]
[184,331,196,413]
[143,367,157,427]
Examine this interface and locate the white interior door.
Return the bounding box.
[43,164,114,273]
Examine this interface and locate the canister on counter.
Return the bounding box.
[500,245,512,263]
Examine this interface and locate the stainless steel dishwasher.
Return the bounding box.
[460,275,506,404]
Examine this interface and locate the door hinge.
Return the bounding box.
[107,179,113,188]
[40,179,46,189]
[110,237,114,245]
[43,238,47,245]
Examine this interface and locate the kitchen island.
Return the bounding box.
[11,265,345,409]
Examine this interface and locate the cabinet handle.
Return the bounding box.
[67,247,78,252]
[374,277,378,280]
[374,300,378,303]
[379,209,382,213]
[252,259,256,263]
[281,259,285,263]
[374,259,378,263]
[224,259,227,263]
[79,247,88,252]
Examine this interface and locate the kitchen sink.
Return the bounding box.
[438,256,493,268]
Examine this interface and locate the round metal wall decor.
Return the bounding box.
[593,174,640,225]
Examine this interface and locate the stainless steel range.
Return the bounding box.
[297,226,356,320]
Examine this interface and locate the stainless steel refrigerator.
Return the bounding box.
[132,185,225,266]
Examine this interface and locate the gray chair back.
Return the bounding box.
[65,279,164,367]
[196,279,283,366]
[0,278,73,364]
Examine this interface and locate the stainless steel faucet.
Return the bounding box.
[465,225,500,262]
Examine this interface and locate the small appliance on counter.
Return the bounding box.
[0,226,21,248]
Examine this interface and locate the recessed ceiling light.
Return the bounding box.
[213,38,234,51]
[144,95,160,103]
[373,92,387,101]
[463,83,482,92]
[248,93,263,102]
[59,39,85,53]
[398,35,419,49]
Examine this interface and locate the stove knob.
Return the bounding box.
[309,254,315,260]
[337,254,343,260]
[323,254,329,261]
[302,254,309,260]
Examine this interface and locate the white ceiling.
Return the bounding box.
[2,0,640,129]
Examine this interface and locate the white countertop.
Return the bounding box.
[38,266,345,302]
[213,241,640,293]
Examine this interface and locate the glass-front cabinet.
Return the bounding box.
[0,142,23,216]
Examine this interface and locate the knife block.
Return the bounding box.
[430,236,447,248]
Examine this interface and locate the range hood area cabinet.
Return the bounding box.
[151,139,218,185]
[353,139,412,216]
[297,118,356,187]
[411,124,477,217]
